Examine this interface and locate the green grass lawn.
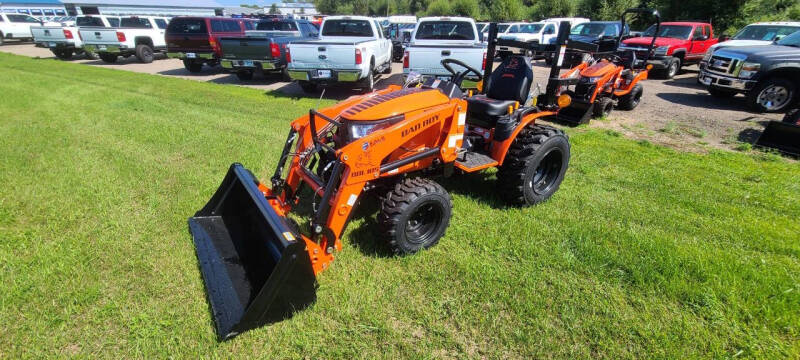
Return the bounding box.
[1,52,798,358]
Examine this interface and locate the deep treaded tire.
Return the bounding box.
[593,96,614,118]
[497,124,570,206]
[618,83,643,110]
[135,44,154,63]
[378,178,453,255]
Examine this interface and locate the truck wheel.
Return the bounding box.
[52,49,73,60]
[0,33,4,46]
[299,80,317,93]
[592,97,614,118]
[708,87,737,98]
[99,53,118,63]
[378,178,453,255]
[497,124,570,207]
[617,83,643,110]
[135,44,154,63]
[361,65,375,93]
[183,59,203,73]
[664,57,681,79]
[235,70,254,81]
[748,78,796,113]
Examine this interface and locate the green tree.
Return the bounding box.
[269,3,280,14]
[489,0,526,20]
[451,0,480,17]
[425,0,451,16]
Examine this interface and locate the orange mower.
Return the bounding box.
[558,8,661,125]
[188,22,578,340]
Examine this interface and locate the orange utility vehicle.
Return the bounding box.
[188,22,577,340]
[558,8,661,124]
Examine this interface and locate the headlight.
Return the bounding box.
[738,62,760,78]
[702,49,713,62]
[654,46,670,56]
[581,76,602,83]
[347,114,405,140]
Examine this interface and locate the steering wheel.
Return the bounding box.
[441,58,483,87]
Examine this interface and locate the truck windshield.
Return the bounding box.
[322,20,372,37]
[415,21,474,40]
[733,25,800,41]
[776,30,800,47]
[256,21,298,31]
[167,18,207,34]
[643,24,692,39]
[7,14,39,23]
[121,17,152,29]
[517,24,543,34]
[571,23,619,37]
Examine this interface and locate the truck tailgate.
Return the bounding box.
[290,42,359,69]
[79,28,119,45]
[220,36,271,60]
[32,26,67,42]
[166,33,211,53]
[408,45,485,76]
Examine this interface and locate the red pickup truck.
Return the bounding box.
[621,22,719,79]
[165,17,257,73]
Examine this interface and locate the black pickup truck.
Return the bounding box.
[219,19,318,80]
[698,30,800,112]
[557,21,627,67]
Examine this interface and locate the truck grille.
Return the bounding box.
[707,55,740,75]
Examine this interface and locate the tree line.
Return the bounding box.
[313,0,800,34]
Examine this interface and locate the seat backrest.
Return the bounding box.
[485,55,534,103]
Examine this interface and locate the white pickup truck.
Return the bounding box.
[706,22,800,53]
[404,17,486,79]
[32,15,120,59]
[80,16,169,63]
[0,13,39,45]
[287,16,392,93]
[498,19,588,58]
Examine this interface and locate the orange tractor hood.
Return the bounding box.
[580,60,618,78]
[341,88,450,121]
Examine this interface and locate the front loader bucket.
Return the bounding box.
[557,100,593,125]
[188,163,316,340]
[755,121,800,156]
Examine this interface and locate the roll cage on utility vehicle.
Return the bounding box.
[187,21,581,340]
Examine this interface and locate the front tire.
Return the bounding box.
[99,53,118,63]
[183,59,203,73]
[135,44,154,63]
[497,124,570,206]
[378,178,453,255]
[617,83,643,110]
[593,96,614,118]
[664,57,681,79]
[747,78,796,113]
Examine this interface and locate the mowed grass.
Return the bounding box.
[1,52,799,358]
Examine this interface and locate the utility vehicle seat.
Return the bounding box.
[466,55,534,128]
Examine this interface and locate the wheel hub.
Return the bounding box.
[758,85,790,110]
[529,148,563,195]
[405,202,441,244]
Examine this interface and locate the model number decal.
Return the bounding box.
[401,115,439,137]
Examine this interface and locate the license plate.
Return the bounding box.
[98,45,107,51]
[48,42,57,47]
[700,76,712,85]
[315,70,331,78]
[186,52,196,59]
[243,60,254,67]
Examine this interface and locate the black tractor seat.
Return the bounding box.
[466,55,534,129]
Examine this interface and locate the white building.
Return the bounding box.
[0,0,66,17]
[265,2,317,16]
[60,0,224,17]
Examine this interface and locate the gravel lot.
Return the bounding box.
[1,42,784,152]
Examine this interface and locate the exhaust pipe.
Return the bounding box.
[188,163,317,340]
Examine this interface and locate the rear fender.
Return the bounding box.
[613,70,648,97]
[490,110,558,165]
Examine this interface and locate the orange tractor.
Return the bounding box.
[558,8,661,124]
[189,22,577,340]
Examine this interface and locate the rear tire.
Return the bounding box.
[708,87,737,98]
[235,70,254,81]
[183,59,203,73]
[497,124,570,206]
[361,64,375,93]
[52,49,73,60]
[617,83,643,110]
[135,44,154,63]
[378,178,453,255]
[0,33,4,46]
[593,97,614,118]
[299,80,317,93]
[99,53,118,63]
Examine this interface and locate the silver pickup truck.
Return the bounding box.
[403,17,486,79]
